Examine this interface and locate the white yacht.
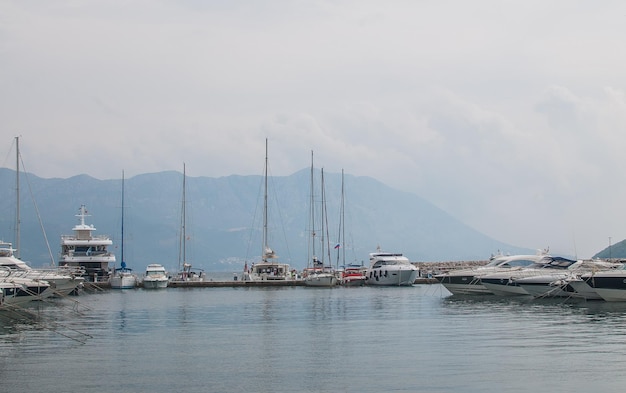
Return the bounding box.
[514,259,621,299]
[0,241,84,295]
[303,163,337,288]
[109,173,138,290]
[480,256,581,296]
[576,264,626,301]
[143,264,168,289]
[435,253,547,295]
[303,260,338,287]
[1,268,53,305]
[59,205,116,282]
[109,267,137,289]
[364,248,418,286]
[168,165,207,284]
[245,258,295,281]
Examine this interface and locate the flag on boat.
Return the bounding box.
[334,243,341,249]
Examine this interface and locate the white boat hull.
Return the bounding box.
[593,288,626,302]
[143,264,168,289]
[440,282,492,295]
[340,276,366,286]
[143,278,168,289]
[515,274,574,298]
[304,273,337,287]
[365,268,418,286]
[46,276,85,296]
[1,282,53,305]
[110,273,137,289]
[566,279,603,300]
[481,281,529,296]
[580,270,626,301]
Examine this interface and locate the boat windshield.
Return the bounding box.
[372,260,410,268]
[527,257,578,269]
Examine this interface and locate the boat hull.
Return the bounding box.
[481,279,529,296]
[110,273,137,289]
[515,274,574,298]
[304,273,338,287]
[340,275,366,286]
[143,278,168,289]
[566,279,603,300]
[579,271,626,302]
[436,275,492,295]
[365,268,418,286]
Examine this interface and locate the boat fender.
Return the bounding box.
[384,270,388,277]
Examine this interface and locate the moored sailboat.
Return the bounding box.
[304,161,337,288]
[336,169,365,286]
[109,172,137,289]
[243,139,295,282]
[169,164,206,283]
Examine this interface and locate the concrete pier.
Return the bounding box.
[168,279,305,288]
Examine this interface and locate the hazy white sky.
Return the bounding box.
[2,0,626,258]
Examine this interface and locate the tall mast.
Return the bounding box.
[322,168,331,265]
[121,170,125,268]
[336,169,345,269]
[263,139,268,261]
[15,136,20,258]
[182,163,186,267]
[342,169,345,268]
[310,150,316,262]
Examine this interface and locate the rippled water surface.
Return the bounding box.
[3,284,626,392]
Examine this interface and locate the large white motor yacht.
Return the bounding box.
[58,205,116,282]
[575,264,626,301]
[480,256,581,296]
[1,267,53,305]
[0,242,84,295]
[364,248,418,286]
[435,253,547,295]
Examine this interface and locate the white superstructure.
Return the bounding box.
[58,205,116,282]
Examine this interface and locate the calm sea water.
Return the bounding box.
[3,281,626,393]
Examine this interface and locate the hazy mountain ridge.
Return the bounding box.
[0,167,533,272]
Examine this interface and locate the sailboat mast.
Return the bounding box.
[336,169,345,269]
[15,136,20,258]
[322,168,331,265]
[310,150,315,262]
[263,139,269,261]
[342,169,346,268]
[182,164,187,267]
[121,171,125,268]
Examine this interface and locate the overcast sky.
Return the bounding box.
[1,1,625,259]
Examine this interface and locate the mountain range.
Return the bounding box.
[1,167,539,272]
